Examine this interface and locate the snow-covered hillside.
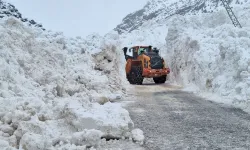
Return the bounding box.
[0,16,143,150]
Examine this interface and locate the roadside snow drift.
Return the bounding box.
[165,8,250,111]
[0,18,137,149]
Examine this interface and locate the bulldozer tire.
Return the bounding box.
[127,66,144,85]
[153,75,166,84]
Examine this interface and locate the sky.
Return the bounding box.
[6,0,148,37]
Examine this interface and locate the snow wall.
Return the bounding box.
[165,7,250,112]
[0,17,142,150]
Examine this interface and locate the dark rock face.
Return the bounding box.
[0,0,45,30]
[114,0,244,34]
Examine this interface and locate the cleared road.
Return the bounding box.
[125,83,250,150]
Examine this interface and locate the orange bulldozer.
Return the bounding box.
[122,45,170,85]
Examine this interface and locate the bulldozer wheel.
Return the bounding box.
[127,66,144,85]
[153,75,166,84]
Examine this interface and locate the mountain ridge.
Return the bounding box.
[0,0,45,30]
[114,0,248,34]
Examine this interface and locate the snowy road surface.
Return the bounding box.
[125,83,250,150]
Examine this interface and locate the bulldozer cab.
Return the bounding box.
[123,46,153,60]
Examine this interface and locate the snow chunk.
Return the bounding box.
[62,100,134,137]
[0,125,14,135]
[131,129,145,144]
[0,139,16,150]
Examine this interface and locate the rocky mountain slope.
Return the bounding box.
[0,0,44,30]
[115,0,247,34]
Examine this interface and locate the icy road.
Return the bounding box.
[124,83,250,150]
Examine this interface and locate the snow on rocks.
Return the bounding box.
[0,17,141,149]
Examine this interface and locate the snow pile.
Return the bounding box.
[0,17,138,149]
[165,8,250,111]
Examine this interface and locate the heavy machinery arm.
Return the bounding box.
[221,0,242,28]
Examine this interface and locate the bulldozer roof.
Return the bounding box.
[131,46,152,48]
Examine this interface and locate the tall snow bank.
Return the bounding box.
[0,17,135,149]
[165,8,250,112]
[92,32,124,94]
